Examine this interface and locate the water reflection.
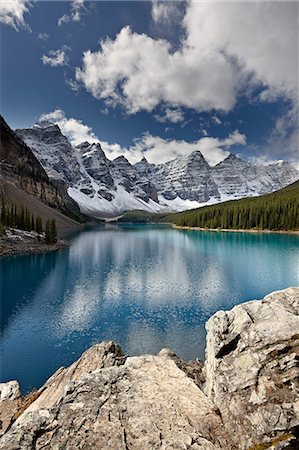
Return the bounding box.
[1,225,298,392]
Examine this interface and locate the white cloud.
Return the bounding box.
[0,0,31,30]
[155,108,185,123]
[65,77,80,92]
[151,0,183,25]
[212,116,222,125]
[58,0,85,26]
[76,2,297,116]
[37,32,49,41]
[41,48,69,67]
[130,130,246,166]
[39,109,100,146]
[38,110,126,159]
[38,109,246,166]
[76,25,238,114]
[267,104,299,159]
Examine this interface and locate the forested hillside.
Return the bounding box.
[172,181,299,230]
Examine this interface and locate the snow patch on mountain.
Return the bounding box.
[16,123,299,218]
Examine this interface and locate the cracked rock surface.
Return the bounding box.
[205,287,299,449]
[1,288,298,449]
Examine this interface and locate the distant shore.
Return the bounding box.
[172,225,299,235]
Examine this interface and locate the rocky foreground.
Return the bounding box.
[0,288,298,449]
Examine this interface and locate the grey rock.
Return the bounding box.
[0,381,21,437]
[205,287,299,450]
[1,289,298,449]
[151,151,220,202]
[0,343,228,450]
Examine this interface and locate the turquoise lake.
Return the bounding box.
[1,224,299,393]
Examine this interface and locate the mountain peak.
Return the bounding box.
[113,155,130,164]
[225,153,240,161]
[77,141,91,149]
[189,150,204,158]
[33,121,61,132]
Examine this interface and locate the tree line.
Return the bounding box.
[172,181,299,231]
[0,198,58,244]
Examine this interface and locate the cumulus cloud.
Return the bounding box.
[267,104,299,159]
[39,109,100,146]
[151,0,184,25]
[38,110,126,158]
[41,48,69,67]
[38,109,246,166]
[184,1,298,100]
[155,108,185,124]
[0,0,31,30]
[75,1,297,117]
[130,130,246,166]
[58,0,85,26]
[76,25,238,114]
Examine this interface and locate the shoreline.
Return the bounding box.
[0,238,70,257]
[172,224,299,235]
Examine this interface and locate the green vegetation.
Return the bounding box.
[0,197,58,243]
[117,182,299,231]
[45,219,57,244]
[117,210,172,224]
[171,181,299,231]
[0,223,6,237]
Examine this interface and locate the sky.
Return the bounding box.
[0,0,298,166]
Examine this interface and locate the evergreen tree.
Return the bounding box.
[45,219,57,244]
[36,216,43,234]
[45,220,51,244]
[172,181,299,231]
[50,219,57,243]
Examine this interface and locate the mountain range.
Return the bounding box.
[16,121,299,218]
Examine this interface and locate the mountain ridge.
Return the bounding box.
[16,121,299,218]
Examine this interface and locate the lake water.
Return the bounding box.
[1,224,298,393]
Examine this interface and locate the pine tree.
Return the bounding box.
[50,219,57,243]
[45,220,51,244]
[36,216,43,234]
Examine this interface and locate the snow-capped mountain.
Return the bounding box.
[17,124,160,217]
[16,123,299,217]
[151,151,220,203]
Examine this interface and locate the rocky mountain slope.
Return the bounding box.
[17,124,160,217]
[0,117,81,227]
[1,287,298,450]
[16,122,299,218]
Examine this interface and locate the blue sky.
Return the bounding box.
[0,1,298,166]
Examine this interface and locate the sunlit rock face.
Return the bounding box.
[205,287,299,449]
[1,288,298,450]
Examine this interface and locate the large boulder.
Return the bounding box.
[205,287,299,449]
[0,342,228,450]
[0,381,22,437]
